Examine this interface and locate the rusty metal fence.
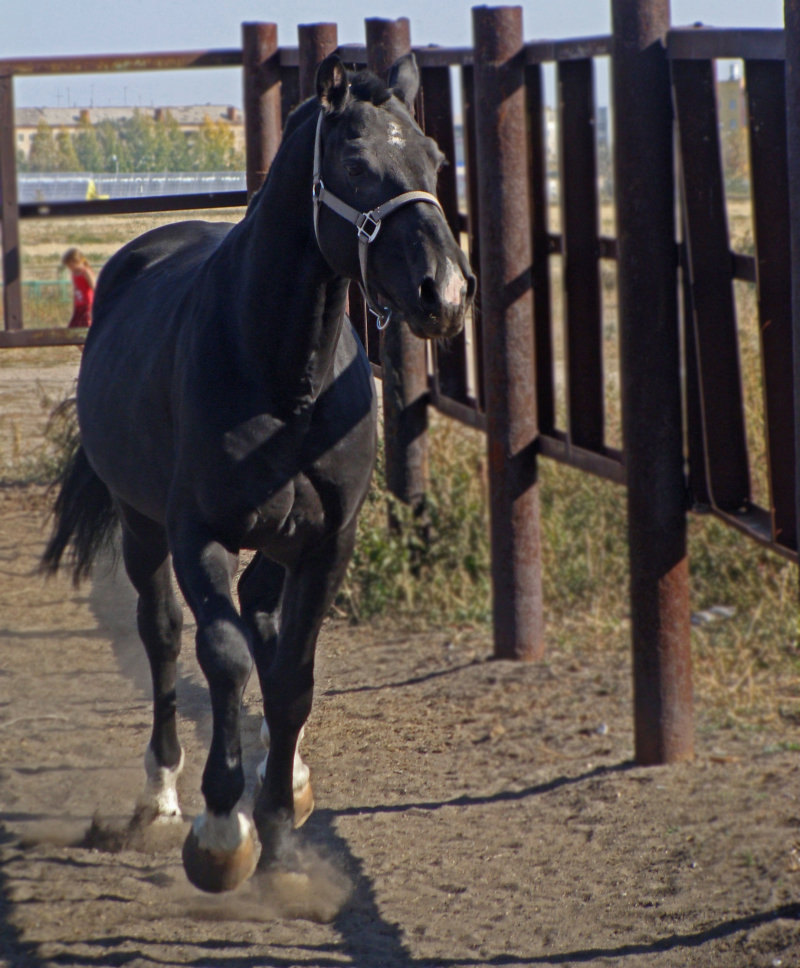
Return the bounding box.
[1,1,798,765]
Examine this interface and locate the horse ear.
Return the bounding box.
[387,52,420,109]
[316,54,349,114]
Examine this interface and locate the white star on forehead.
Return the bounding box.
[387,120,405,146]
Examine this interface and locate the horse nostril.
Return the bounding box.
[419,276,441,316]
[465,273,477,302]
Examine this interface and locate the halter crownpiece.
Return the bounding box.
[311,110,444,330]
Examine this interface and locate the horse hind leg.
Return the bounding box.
[120,506,184,824]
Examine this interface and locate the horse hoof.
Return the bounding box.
[182,811,258,894]
[293,781,314,829]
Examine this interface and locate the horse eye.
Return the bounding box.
[344,160,366,178]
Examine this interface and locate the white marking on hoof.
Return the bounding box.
[259,720,310,793]
[137,746,184,821]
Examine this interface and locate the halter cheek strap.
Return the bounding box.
[311,110,444,330]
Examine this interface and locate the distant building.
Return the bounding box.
[14,104,245,160]
[717,63,746,133]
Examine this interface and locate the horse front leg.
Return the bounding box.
[238,554,314,829]
[253,525,356,867]
[171,526,257,893]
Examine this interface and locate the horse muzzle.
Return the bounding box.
[403,261,476,340]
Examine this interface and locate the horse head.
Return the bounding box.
[312,53,476,339]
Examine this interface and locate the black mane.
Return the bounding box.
[348,69,393,105]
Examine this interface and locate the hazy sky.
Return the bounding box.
[2,0,784,109]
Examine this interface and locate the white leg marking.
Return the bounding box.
[191,808,254,853]
[259,719,310,793]
[137,745,184,820]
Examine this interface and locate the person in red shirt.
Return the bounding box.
[62,247,96,328]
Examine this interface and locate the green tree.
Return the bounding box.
[190,115,242,170]
[55,130,80,171]
[74,118,105,171]
[27,119,61,171]
[159,111,191,170]
[121,110,162,172]
[95,119,130,172]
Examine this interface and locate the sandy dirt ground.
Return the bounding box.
[1,350,800,968]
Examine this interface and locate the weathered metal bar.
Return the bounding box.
[526,35,613,63]
[786,0,800,589]
[680,239,710,507]
[0,327,86,348]
[668,27,784,62]
[20,192,247,219]
[558,57,604,450]
[0,50,243,76]
[419,64,470,404]
[673,57,750,511]
[746,58,797,553]
[539,435,625,485]
[461,63,484,409]
[298,23,338,101]
[366,17,431,508]
[473,5,543,661]
[242,22,282,198]
[0,75,22,331]
[612,0,693,764]
[526,63,555,436]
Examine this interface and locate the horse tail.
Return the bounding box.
[40,442,118,586]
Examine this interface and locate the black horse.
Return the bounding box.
[41,53,475,893]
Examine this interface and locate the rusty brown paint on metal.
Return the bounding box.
[612,0,693,764]
[673,58,750,512]
[365,18,431,507]
[526,64,555,437]
[461,64,484,410]
[473,5,543,662]
[0,327,86,348]
[746,58,797,553]
[0,75,21,332]
[785,0,800,589]
[298,24,338,101]
[0,50,243,77]
[20,193,247,220]
[242,23,282,199]
[558,57,604,451]
[667,27,784,61]
[419,65,470,405]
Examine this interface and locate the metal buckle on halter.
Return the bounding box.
[312,178,323,203]
[356,211,381,243]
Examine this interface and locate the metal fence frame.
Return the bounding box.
[1,2,797,765]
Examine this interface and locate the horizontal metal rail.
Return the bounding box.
[19,191,248,219]
[668,26,784,61]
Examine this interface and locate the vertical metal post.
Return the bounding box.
[365,17,431,508]
[0,74,22,331]
[785,0,800,590]
[298,23,338,102]
[612,0,693,763]
[242,22,282,199]
[473,6,543,661]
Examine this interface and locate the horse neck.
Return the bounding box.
[225,113,349,410]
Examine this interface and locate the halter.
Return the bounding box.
[311,110,444,330]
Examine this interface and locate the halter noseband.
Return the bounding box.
[311,110,443,330]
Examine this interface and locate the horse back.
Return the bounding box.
[92,220,232,333]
